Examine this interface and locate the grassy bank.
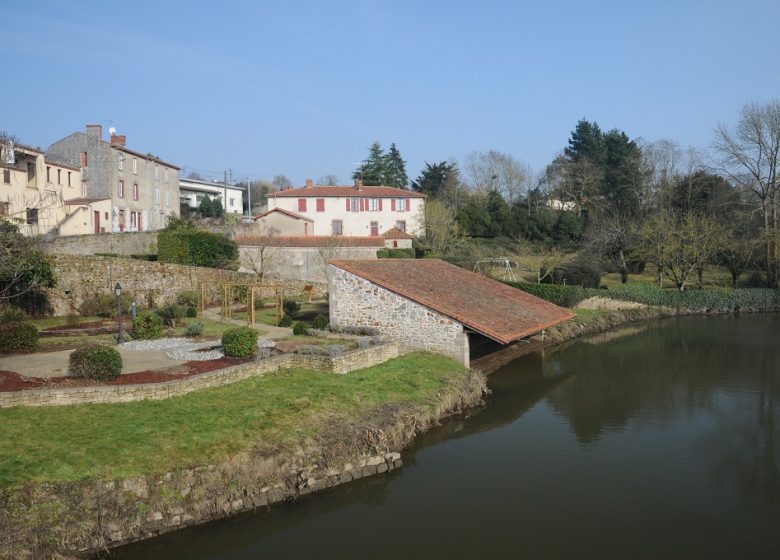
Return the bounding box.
[0,352,472,487]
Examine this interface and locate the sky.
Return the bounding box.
[3,0,779,186]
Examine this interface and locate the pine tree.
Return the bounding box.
[412,161,457,197]
[384,143,408,188]
[198,196,214,217]
[352,142,386,185]
[212,197,224,218]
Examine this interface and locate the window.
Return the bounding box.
[130,211,137,229]
[298,198,307,212]
[165,190,170,206]
[229,197,235,207]
[369,197,379,211]
[26,208,38,225]
[118,209,125,232]
[132,183,139,200]
[350,197,360,212]
[154,165,159,180]
[56,168,61,185]
[81,180,88,196]
[67,172,72,187]
[132,158,137,174]
[118,179,125,198]
[396,220,406,232]
[332,220,343,236]
[118,154,124,170]
[316,198,325,212]
[4,169,10,183]
[396,198,408,212]
[0,201,9,216]
[80,152,88,167]
[370,221,379,236]
[46,166,51,183]
[155,188,160,204]
[164,168,168,183]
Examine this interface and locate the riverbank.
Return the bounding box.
[0,353,486,559]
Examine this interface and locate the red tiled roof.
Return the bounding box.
[237,235,385,248]
[381,226,414,240]
[253,207,313,222]
[330,259,575,344]
[270,185,425,198]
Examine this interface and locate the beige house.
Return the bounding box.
[0,139,103,236]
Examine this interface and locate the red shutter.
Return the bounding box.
[391,198,396,211]
[346,199,350,211]
[406,198,411,212]
[378,198,383,211]
[364,198,369,211]
[359,198,364,212]
[316,198,325,212]
[298,198,307,212]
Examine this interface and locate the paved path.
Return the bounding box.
[201,307,293,339]
[0,347,187,379]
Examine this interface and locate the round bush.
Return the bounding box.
[185,322,203,337]
[185,306,198,318]
[69,345,123,381]
[132,311,163,339]
[0,321,38,354]
[278,314,293,327]
[292,321,309,336]
[222,327,258,357]
[283,299,300,316]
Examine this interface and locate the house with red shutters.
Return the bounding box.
[262,179,425,238]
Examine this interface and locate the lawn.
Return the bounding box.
[235,301,328,326]
[0,352,466,486]
[170,317,267,338]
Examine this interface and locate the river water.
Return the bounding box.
[112,315,780,559]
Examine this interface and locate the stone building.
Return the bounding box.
[47,124,180,232]
[328,259,575,366]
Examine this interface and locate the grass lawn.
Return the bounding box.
[244,301,328,326]
[27,316,104,330]
[170,317,267,338]
[0,352,466,486]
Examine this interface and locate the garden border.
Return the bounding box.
[0,342,399,408]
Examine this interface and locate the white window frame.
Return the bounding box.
[369,197,379,211]
[350,197,360,212]
[164,190,169,207]
[332,220,343,236]
[132,158,138,174]
[118,154,124,171]
[155,188,160,204]
[396,198,407,212]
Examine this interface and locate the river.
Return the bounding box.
[112,315,780,559]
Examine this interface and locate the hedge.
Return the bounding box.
[68,345,123,381]
[158,228,238,269]
[505,281,780,312]
[0,321,38,354]
[377,248,415,258]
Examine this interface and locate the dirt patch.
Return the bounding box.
[0,357,254,393]
[575,296,647,311]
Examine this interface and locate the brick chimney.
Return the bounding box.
[110,134,127,146]
[86,124,102,139]
[354,178,363,190]
[305,178,314,188]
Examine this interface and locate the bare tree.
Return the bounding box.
[236,225,280,282]
[417,199,461,256]
[713,100,780,286]
[272,175,293,191]
[464,150,532,203]
[513,238,572,284]
[317,175,340,185]
[583,212,641,283]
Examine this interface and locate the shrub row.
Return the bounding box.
[376,248,415,258]
[506,281,780,312]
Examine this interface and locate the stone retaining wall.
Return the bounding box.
[0,342,399,408]
[45,254,327,316]
[42,231,159,256]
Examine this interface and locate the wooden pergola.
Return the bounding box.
[200,282,286,327]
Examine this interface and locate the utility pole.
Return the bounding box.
[246,176,251,217]
[223,170,228,212]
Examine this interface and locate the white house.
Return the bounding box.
[179,177,245,215]
[265,179,425,237]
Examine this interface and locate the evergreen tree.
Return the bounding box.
[384,143,408,188]
[198,196,214,217]
[564,119,607,167]
[212,197,224,218]
[412,161,457,197]
[352,142,386,185]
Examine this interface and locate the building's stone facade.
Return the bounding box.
[0,343,398,408]
[328,265,470,365]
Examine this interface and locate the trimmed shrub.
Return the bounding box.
[312,313,328,330]
[278,313,293,327]
[68,345,122,381]
[222,327,257,357]
[292,321,309,336]
[377,248,415,258]
[132,311,163,339]
[283,299,301,316]
[506,282,590,307]
[0,321,38,354]
[176,290,199,307]
[64,313,81,327]
[548,260,603,289]
[157,219,238,269]
[185,322,203,337]
[185,306,198,318]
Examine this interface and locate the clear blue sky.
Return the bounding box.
[4,0,779,185]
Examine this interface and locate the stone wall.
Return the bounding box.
[42,231,159,256]
[239,245,378,283]
[329,265,470,365]
[0,343,399,408]
[45,255,326,316]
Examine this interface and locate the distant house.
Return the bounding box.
[179,177,245,215]
[266,179,425,237]
[547,198,576,212]
[0,138,107,236]
[48,124,180,232]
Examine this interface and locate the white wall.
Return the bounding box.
[268,194,424,237]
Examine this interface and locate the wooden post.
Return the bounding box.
[200,282,206,316]
[304,284,313,304]
[248,286,254,327]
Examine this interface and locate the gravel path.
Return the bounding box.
[119,337,276,362]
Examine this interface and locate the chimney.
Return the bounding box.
[354,178,363,190]
[110,134,127,146]
[305,178,313,188]
[86,124,102,139]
